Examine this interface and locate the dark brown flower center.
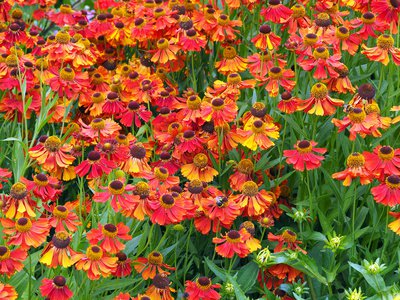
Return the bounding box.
[259,24,271,34]
[281,91,292,100]
[227,230,240,239]
[161,194,174,205]
[87,151,101,161]
[197,277,211,286]
[0,246,8,256]
[128,101,140,110]
[53,276,66,287]
[183,130,195,139]
[104,223,117,233]
[110,180,124,190]
[130,145,146,159]
[18,218,28,226]
[357,83,375,100]
[152,274,170,289]
[212,98,224,107]
[116,252,127,261]
[297,140,311,149]
[387,175,400,184]
[380,146,393,155]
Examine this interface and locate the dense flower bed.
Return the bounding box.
[0,0,399,299]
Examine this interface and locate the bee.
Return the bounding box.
[343,104,354,113]
[215,196,228,207]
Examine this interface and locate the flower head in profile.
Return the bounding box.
[181,153,219,183]
[74,245,118,280]
[112,252,132,278]
[364,145,400,181]
[1,217,50,250]
[362,34,400,66]
[240,221,261,252]
[213,229,251,258]
[0,283,18,300]
[388,211,400,235]
[332,152,371,186]
[261,0,293,24]
[277,91,301,114]
[215,46,247,75]
[75,150,115,180]
[230,181,273,216]
[151,38,180,64]
[371,175,400,206]
[2,182,37,219]
[133,251,175,280]
[185,277,221,300]
[0,245,27,277]
[29,135,75,173]
[40,276,73,300]
[238,119,280,151]
[298,82,344,116]
[251,24,281,51]
[40,231,80,268]
[146,273,176,300]
[148,193,194,225]
[86,223,131,254]
[268,230,306,254]
[284,140,327,171]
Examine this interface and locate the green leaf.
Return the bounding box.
[349,262,386,293]
[236,262,259,292]
[204,257,227,281]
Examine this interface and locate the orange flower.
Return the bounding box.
[362,34,400,65]
[120,182,153,221]
[74,245,118,280]
[261,66,295,97]
[0,245,27,277]
[332,152,372,186]
[121,143,151,176]
[201,195,241,228]
[181,153,219,183]
[86,223,131,254]
[229,159,254,191]
[238,119,280,151]
[388,212,400,235]
[298,82,344,116]
[325,65,356,94]
[298,46,344,79]
[283,140,327,171]
[371,0,400,33]
[277,91,301,114]
[40,231,80,268]
[213,230,250,258]
[215,46,247,75]
[185,277,221,300]
[48,203,81,233]
[239,222,261,252]
[133,251,175,280]
[371,175,400,206]
[29,136,75,173]
[0,283,18,300]
[332,107,380,140]
[1,217,50,250]
[151,38,180,64]
[143,167,180,192]
[251,24,281,51]
[146,273,176,300]
[201,97,238,127]
[2,182,37,219]
[210,14,242,42]
[230,181,273,216]
[268,230,306,254]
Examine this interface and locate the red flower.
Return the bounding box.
[261,66,295,97]
[371,175,400,207]
[118,100,152,128]
[261,0,293,24]
[185,277,221,300]
[149,193,194,225]
[86,223,131,254]
[213,229,251,258]
[364,145,400,181]
[93,179,136,212]
[277,91,301,114]
[112,252,132,278]
[40,276,73,300]
[151,38,180,64]
[0,245,27,277]
[210,14,241,42]
[146,273,175,300]
[181,153,219,183]
[75,150,115,179]
[298,47,344,79]
[201,194,241,228]
[47,67,89,99]
[21,173,61,201]
[284,140,326,171]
